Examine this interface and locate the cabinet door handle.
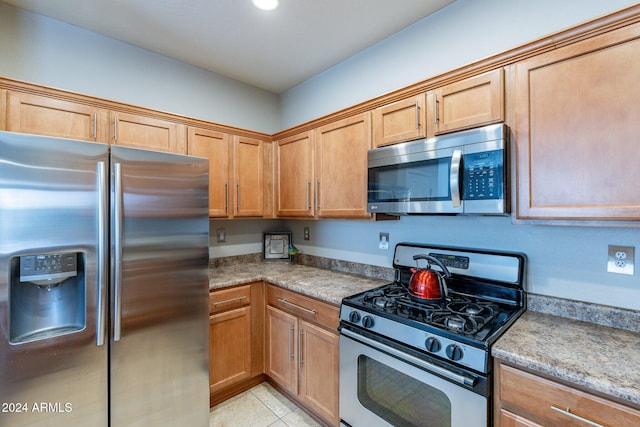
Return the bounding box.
[415,99,420,129]
[113,115,118,141]
[236,183,240,212]
[224,182,229,213]
[550,406,604,427]
[433,94,439,124]
[306,181,311,210]
[213,296,246,306]
[288,326,295,360]
[315,181,320,211]
[277,298,316,315]
[93,113,97,140]
[299,329,304,368]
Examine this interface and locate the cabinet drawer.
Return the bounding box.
[499,364,640,427]
[267,284,339,331]
[210,285,251,314]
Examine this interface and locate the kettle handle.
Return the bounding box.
[412,254,451,278]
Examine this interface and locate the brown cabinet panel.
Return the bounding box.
[373,94,426,147]
[275,131,315,217]
[233,136,264,217]
[7,91,108,142]
[265,305,298,394]
[209,306,252,393]
[112,111,185,154]
[514,23,640,220]
[315,112,371,218]
[495,362,640,427]
[427,69,504,137]
[299,320,339,426]
[187,127,231,218]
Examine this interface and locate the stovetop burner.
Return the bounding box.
[359,282,507,339]
[339,243,526,374]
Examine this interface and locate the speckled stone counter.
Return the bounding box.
[208,261,387,306]
[492,310,640,409]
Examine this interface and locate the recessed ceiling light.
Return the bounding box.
[252,0,279,11]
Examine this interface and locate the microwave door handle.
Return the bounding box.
[450,149,462,208]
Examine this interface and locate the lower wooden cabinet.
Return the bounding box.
[209,282,264,406]
[266,285,340,426]
[494,361,640,427]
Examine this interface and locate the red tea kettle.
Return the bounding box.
[409,254,451,301]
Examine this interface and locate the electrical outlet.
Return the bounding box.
[379,232,389,250]
[607,245,634,275]
[216,228,226,243]
[303,227,310,240]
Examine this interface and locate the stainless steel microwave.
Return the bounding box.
[367,123,508,215]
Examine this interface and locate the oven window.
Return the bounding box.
[357,355,451,427]
[368,158,451,203]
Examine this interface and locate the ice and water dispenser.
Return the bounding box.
[9,252,86,344]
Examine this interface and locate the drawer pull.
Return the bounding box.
[277,298,316,315]
[550,406,604,427]
[213,296,247,306]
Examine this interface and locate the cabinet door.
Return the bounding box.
[372,94,426,147]
[6,91,108,142]
[299,320,339,426]
[209,306,252,394]
[187,127,231,217]
[427,69,504,137]
[499,410,543,427]
[233,136,264,217]
[514,24,640,220]
[275,131,314,217]
[316,113,371,218]
[265,305,298,394]
[112,111,185,154]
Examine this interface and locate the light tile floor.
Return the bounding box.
[209,382,323,427]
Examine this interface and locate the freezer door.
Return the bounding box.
[110,146,209,427]
[0,132,109,427]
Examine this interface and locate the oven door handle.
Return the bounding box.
[341,328,477,387]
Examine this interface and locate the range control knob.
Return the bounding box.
[361,316,375,329]
[446,344,464,361]
[425,337,441,353]
[348,311,361,324]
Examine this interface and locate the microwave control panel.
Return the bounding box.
[462,149,504,200]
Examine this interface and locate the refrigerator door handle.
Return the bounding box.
[96,161,108,346]
[113,162,123,341]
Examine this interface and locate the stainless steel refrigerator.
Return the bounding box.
[0,131,210,426]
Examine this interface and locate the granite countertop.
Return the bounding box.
[493,310,640,409]
[208,262,387,305]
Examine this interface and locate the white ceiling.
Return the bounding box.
[1,0,455,93]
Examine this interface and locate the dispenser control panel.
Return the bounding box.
[20,253,78,283]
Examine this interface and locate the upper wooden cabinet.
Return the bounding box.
[372,94,426,147]
[315,112,371,218]
[513,23,640,220]
[233,136,264,217]
[5,91,109,142]
[187,127,231,218]
[275,131,315,218]
[187,129,271,219]
[111,111,186,154]
[426,68,504,137]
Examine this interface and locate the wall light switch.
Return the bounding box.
[216,228,226,243]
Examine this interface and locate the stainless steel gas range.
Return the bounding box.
[339,243,526,427]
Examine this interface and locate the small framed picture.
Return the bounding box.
[263,232,291,261]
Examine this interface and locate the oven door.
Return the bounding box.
[340,329,488,427]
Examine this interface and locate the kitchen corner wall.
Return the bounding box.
[272,0,640,311]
